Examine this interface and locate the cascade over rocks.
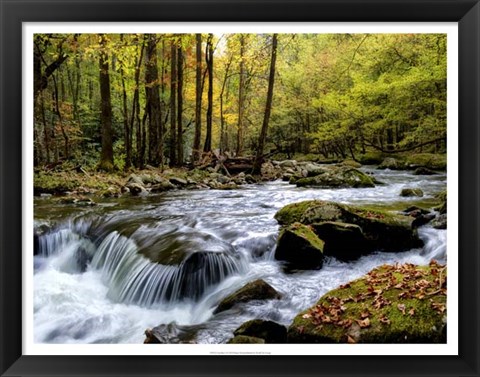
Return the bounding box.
[275,200,423,267]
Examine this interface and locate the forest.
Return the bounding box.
[33,33,448,346]
[34,33,446,175]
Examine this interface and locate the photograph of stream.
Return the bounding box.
[32,31,449,347]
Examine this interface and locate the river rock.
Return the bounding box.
[275,200,423,254]
[125,182,147,196]
[310,222,370,261]
[169,177,188,186]
[261,161,282,180]
[378,157,406,170]
[288,262,447,343]
[303,162,327,177]
[214,279,281,314]
[234,319,287,343]
[400,188,424,197]
[227,335,265,344]
[295,166,375,188]
[278,160,297,168]
[431,214,447,229]
[405,153,447,170]
[150,180,176,192]
[144,322,198,344]
[275,222,325,270]
[339,160,362,168]
[414,167,437,175]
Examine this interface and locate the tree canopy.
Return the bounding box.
[33,33,447,171]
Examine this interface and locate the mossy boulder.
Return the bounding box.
[414,167,437,175]
[227,335,265,344]
[275,200,423,254]
[275,223,325,270]
[339,160,362,168]
[406,153,447,171]
[214,279,281,314]
[288,262,447,343]
[400,188,424,197]
[434,190,447,215]
[295,166,375,188]
[378,157,406,170]
[357,152,384,165]
[234,319,287,343]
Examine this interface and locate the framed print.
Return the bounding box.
[1,0,479,376]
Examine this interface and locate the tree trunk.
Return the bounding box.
[120,35,131,170]
[169,38,177,167]
[193,33,202,163]
[220,56,233,153]
[236,34,246,156]
[98,35,114,172]
[131,37,144,169]
[204,34,214,153]
[253,34,278,174]
[145,34,163,167]
[176,38,184,165]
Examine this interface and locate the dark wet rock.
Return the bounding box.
[57,196,97,206]
[414,167,437,175]
[144,322,199,344]
[169,177,188,186]
[411,213,436,228]
[234,319,287,344]
[125,182,147,196]
[227,335,265,344]
[311,222,370,261]
[400,188,424,197]
[275,222,325,270]
[214,279,281,314]
[401,206,431,217]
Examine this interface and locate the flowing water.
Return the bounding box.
[33,167,447,344]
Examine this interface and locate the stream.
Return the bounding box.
[33,167,447,344]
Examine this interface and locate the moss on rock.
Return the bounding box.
[288,262,447,343]
[275,222,325,270]
[295,166,375,188]
[400,188,424,197]
[405,153,446,170]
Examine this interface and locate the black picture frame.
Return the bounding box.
[1,0,479,376]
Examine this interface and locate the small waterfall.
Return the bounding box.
[36,228,96,273]
[90,231,248,307]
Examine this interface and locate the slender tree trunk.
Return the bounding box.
[130,38,145,169]
[220,56,232,153]
[52,73,69,160]
[40,91,50,164]
[204,34,214,153]
[236,34,246,156]
[145,34,163,167]
[98,34,114,171]
[176,38,184,165]
[193,33,202,163]
[253,34,278,174]
[169,38,177,166]
[120,35,131,170]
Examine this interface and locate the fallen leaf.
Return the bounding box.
[360,310,370,319]
[356,317,371,328]
[397,303,406,315]
[347,335,356,344]
[379,315,391,325]
[408,307,415,316]
[302,313,312,319]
